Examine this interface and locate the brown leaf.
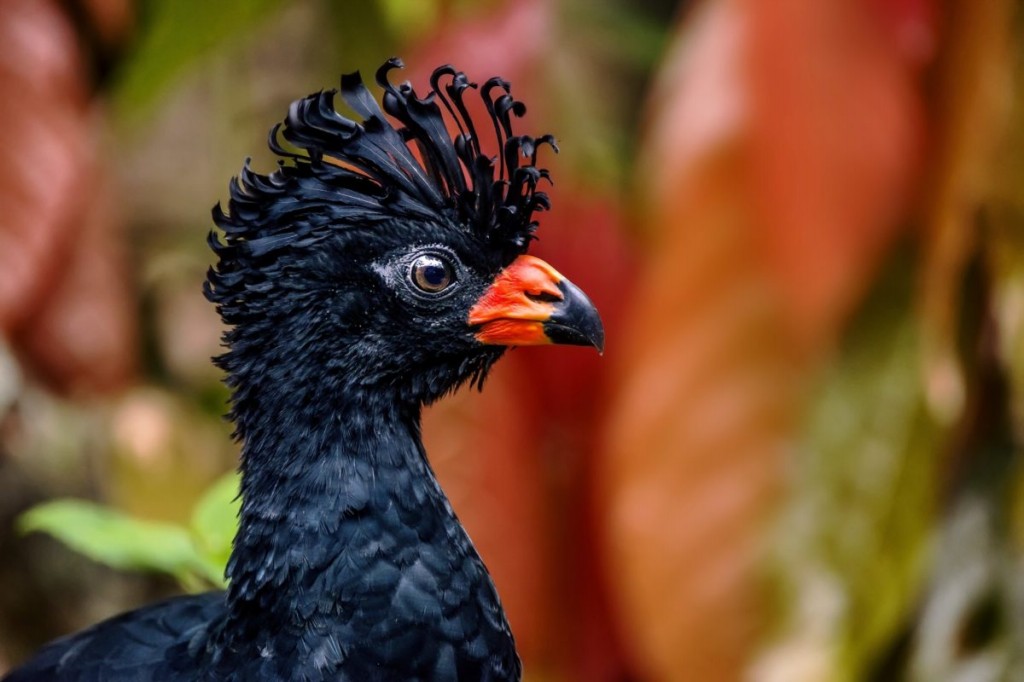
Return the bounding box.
[918,0,1012,425]
[0,0,91,334]
[598,0,932,678]
[15,163,137,395]
[0,0,137,394]
[597,6,793,679]
[746,0,931,352]
[79,0,135,49]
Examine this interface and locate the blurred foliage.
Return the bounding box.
[19,473,239,593]
[188,472,241,576]
[563,1,670,70]
[111,0,281,122]
[111,0,509,123]
[375,0,439,42]
[765,254,944,682]
[4,0,1024,681]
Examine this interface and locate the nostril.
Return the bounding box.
[525,290,561,304]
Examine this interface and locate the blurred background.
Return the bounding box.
[1,0,1022,680]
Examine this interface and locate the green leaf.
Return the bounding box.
[565,2,671,69]
[19,499,205,581]
[764,254,945,682]
[374,0,440,42]
[190,471,241,585]
[110,0,283,122]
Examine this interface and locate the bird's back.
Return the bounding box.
[2,592,224,682]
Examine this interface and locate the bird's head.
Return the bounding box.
[206,58,603,428]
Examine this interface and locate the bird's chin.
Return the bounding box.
[414,347,505,406]
[457,347,506,392]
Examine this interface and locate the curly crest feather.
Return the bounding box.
[205,57,556,321]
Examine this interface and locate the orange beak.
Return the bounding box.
[468,255,604,351]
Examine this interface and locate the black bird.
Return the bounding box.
[3,58,603,681]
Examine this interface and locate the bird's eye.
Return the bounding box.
[410,254,455,294]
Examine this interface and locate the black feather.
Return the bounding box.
[3,58,542,682]
[206,57,555,323]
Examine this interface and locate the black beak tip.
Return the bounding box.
[544,279,605,354]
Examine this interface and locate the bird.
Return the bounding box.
[3,57,603,681]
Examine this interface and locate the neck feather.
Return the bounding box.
[224,394,432,598]
[200,377,519,678]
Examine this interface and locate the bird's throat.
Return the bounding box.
[195,390,519,680]
[225,401,429,602]
[212,399,500,646]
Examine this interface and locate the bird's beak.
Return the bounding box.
[469,255,605,352]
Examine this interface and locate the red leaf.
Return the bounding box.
[597,0,933,677]
[0,0,137,394]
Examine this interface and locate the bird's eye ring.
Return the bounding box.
[410,254,455,294]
